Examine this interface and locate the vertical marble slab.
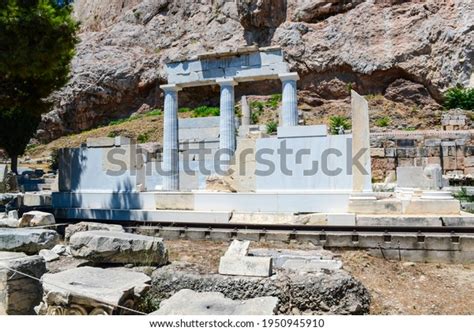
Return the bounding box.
[351,90,372,192]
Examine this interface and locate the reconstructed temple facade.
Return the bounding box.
[52,47,466,225]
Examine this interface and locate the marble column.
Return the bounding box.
[161,84,181,191]
[351,90,372,193]
[217,79,238,157]
[279,72,299,127]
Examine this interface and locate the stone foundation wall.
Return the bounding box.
[370,130,474,182]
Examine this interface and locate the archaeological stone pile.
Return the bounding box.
[0,214,371,315]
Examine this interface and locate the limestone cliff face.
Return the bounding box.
[37,0,474,142]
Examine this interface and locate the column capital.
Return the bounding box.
[216,78,238,86]
[160,84,182,92]
[279,72,299,82]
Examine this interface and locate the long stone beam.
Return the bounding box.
[165,48,289,88]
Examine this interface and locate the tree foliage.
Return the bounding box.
[444,86,474,110]
[0,0,78,172]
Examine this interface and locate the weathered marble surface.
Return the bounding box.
[69,230,168,265]
[37,267,151,315]
[152,289,278,315]
[0,228,59,254]
[0,252,46,315]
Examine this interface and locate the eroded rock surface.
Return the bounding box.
[37,0,473,142]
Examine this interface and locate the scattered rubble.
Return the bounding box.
[152,289,278,315]
[151,262,370,315]
[69,230,168,266]
[249,248,342,271]
[218,240,272,277]
[36,267,151,315]
[39,249,60,262]
[0,252,47,314]
[0,228,59,254]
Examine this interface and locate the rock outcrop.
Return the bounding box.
[37,0,473,142]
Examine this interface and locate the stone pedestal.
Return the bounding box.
[279,73,299,127]
[241,95,251,126]
[217,79,238,164]
[161,84,181,191]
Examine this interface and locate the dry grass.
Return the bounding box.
[27,111,192,159]
[26,93,449,161]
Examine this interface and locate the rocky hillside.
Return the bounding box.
[36,0,474,143]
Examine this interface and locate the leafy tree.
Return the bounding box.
[0,0,78,173]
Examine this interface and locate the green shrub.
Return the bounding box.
[266,121,278,134]
[107,130,121,138]
[444,86,474,110]
[249,101,265,124]
[375,116,391,127]
[250,101,264,112]
[136,293,161,314]
[346,82,354,94]
[192,106,220,118]
[109,118,131,126]
[454,187,474,202]
[144,109,162,117]
[267,94,282,109]
[137,132,150,143]
[329,115,351,134]
[178,107,191,113]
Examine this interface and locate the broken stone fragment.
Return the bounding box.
[218,240,272,277]
[0,251,47,314]
[37,266,151,315]
[151,289,278,315]
[65,221,124,241]
[39,249,60,262]
[69,230,168,266]
[224,239,250,257]
[0,228,59,254]
[19,211,55,227]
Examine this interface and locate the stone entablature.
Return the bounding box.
[166,46,289,87]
